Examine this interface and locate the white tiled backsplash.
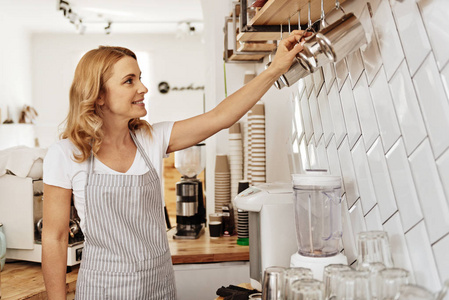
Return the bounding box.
[289,0,449,292]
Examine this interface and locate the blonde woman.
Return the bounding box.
[42,30,306,299]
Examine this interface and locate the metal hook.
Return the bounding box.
[308,0,312,29]
[321,0,325,20]
[280,22,283,40]
[288,17,291,33]
[320,0,327,29]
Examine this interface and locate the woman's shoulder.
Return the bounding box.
[136,121,174,141]
[46,139,81,161]
[151,121,174,133]
[48,138,77,153]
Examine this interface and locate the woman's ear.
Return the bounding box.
[97,95,105,106]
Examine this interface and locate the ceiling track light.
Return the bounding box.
[77,19,86,35]
[58,0,70,17]
[104,22,112,35]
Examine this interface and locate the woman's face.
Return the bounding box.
[99,56,148,123]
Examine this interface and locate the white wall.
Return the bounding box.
[31,33,205,148]
[0,20,33,124]
[204,0,449,294]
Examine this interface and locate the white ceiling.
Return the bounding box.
[1,0,204,34]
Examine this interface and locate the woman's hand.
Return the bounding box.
[269,30,310,76]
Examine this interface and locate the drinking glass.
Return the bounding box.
[262,266,286,300]
[285,267,314,300]
[335,270,372,300]
[377,268,410,300]
[356,231,393,270]
[290,278,325,300]
[323,264,353,300]
[396,284,434,300]
[357,262,385,300]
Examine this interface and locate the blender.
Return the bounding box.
[173,143,207,239]
[290,172,348,279]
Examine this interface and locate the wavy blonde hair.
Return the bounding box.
[61,46,152,163]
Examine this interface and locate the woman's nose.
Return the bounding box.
[139,82,148,94]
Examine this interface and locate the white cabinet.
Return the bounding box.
[173,261,250,300]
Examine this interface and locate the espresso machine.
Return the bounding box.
[0,174,84,266]
[173,144,207,239]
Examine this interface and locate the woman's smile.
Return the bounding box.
[132,99,145,105]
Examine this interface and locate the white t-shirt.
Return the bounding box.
[43,122,174,233]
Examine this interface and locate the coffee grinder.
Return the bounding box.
[173,144,206,239]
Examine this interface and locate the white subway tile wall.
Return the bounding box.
[339,79,362,149]
[371,0,404,80]
[338,137,360,208]
[309,89,324,146]
[289,0,449,291]
[327,81,347,146]
[352,73,379,150]
[364,205,382,231]
[369,67,402,152]
[317,85,334,147]
[389,0,431,76]
[405,220,442,291]
[408,139,449,244]
[346,50,364,88]
[351,137,377,215]
[367,138,397,223]
[385,138,423,232]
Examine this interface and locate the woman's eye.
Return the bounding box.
[125,78,133,84]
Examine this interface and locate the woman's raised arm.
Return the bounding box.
[166,30,306,153]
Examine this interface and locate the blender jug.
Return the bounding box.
[290,173,347,279]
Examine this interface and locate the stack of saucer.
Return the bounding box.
[229,122,243,202]
[215,154,231,213]
[248,104,266,185]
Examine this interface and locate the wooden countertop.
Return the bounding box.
[1,228,249,299]
[168,227,249,264]
[1,261,79,300]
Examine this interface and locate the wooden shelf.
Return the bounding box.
[224,50,265,62]
[237,31,290,42]
[237,0,347,42]
[236,41,277,52]
[250,0,347,25]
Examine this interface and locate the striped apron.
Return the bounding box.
[75,132,176,300]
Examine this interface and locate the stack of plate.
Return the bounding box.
[248,104,266,185]
[215,154,230,213]
[229,122,243,202]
